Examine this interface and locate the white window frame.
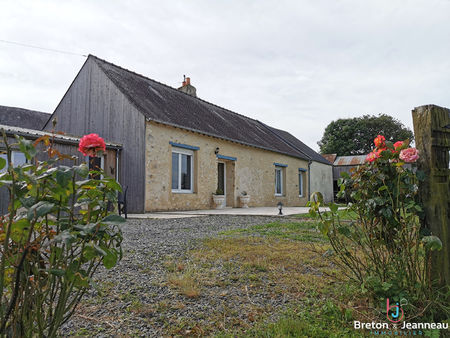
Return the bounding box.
[0,153,6,173]
[299,171,304,197]
[85,155,105,179]
[172,147,194,194]
[275,166,284,196]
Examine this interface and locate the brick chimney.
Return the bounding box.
[178,75,197,97]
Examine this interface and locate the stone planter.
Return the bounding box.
[212,194,225,209]
[239,195,251,208]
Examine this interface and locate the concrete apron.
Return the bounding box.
[128,206,335,219]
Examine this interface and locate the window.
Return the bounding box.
[275,167,283,196]
[299,171,304,197]
[0,151,27,173]
[0,153,6,173]
[172,148,193,193]
[86,156,105,180]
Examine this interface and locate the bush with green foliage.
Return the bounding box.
[309,135,448,321]
[0,131,125,337]
[318,114,414,156]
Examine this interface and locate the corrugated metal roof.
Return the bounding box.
[0,124,122,149]
[334,155,366,166]
[322,154,337,164]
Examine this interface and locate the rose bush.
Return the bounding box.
[309,135,446,321]
[0,130,124,337]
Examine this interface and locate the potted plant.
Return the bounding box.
[212,188,225,209]
[239,191,251,208]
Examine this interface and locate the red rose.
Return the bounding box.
[393,141,403,149]
[78,133,106,157]
[376,148,387,155]
[374,135,386,148]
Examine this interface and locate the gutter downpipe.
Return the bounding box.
[115,149,120,182]
[308,160,312,201]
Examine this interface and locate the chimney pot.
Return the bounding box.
[178,75,197,97]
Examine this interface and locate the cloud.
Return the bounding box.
[1,0,449,150]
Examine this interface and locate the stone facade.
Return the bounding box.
[145,121,311,211]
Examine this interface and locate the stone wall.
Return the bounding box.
[145,121,311,211]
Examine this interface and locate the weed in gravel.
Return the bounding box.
[128,299,154,316]
[168,272,201,298]
[155,300,170,313]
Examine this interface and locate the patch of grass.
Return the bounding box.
[220,221,326,242]
[293,209,357,221]
[193,236,337,294]
[175,222,374,336]
[217,298,360,338]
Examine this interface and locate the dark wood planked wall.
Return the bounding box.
[1,135,119,214]
[44,58,146,213]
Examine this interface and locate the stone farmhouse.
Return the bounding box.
[41,55,333,213]
[2,55,333,213]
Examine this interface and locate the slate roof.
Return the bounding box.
[263,125,331,164]
[0,105,50,130]
[90,55,331,165]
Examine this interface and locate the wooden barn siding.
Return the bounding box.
[1,136,118,214]
[333,166,356,181]
[44,58,146,213]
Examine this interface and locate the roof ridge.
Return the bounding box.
[0,104,48,115]
[88,54,265,126]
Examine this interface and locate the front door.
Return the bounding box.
[217,162,226,208]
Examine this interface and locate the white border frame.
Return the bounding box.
[298,171,304,197]
[172,147,194,194]
[217,161,226,207]
[275,166,283,196]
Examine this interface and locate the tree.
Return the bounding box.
[318,114,414,156]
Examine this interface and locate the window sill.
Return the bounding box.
[172,190,194,194]
[275,194,284,197]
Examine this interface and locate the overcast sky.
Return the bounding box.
[1,0,449,151]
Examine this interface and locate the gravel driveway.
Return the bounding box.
[61,215,291,336]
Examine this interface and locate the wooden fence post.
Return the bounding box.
[412,105,450,290]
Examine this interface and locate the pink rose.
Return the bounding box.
[399,148,419,163]
[78,133,106,157]
[365,151,380,162]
